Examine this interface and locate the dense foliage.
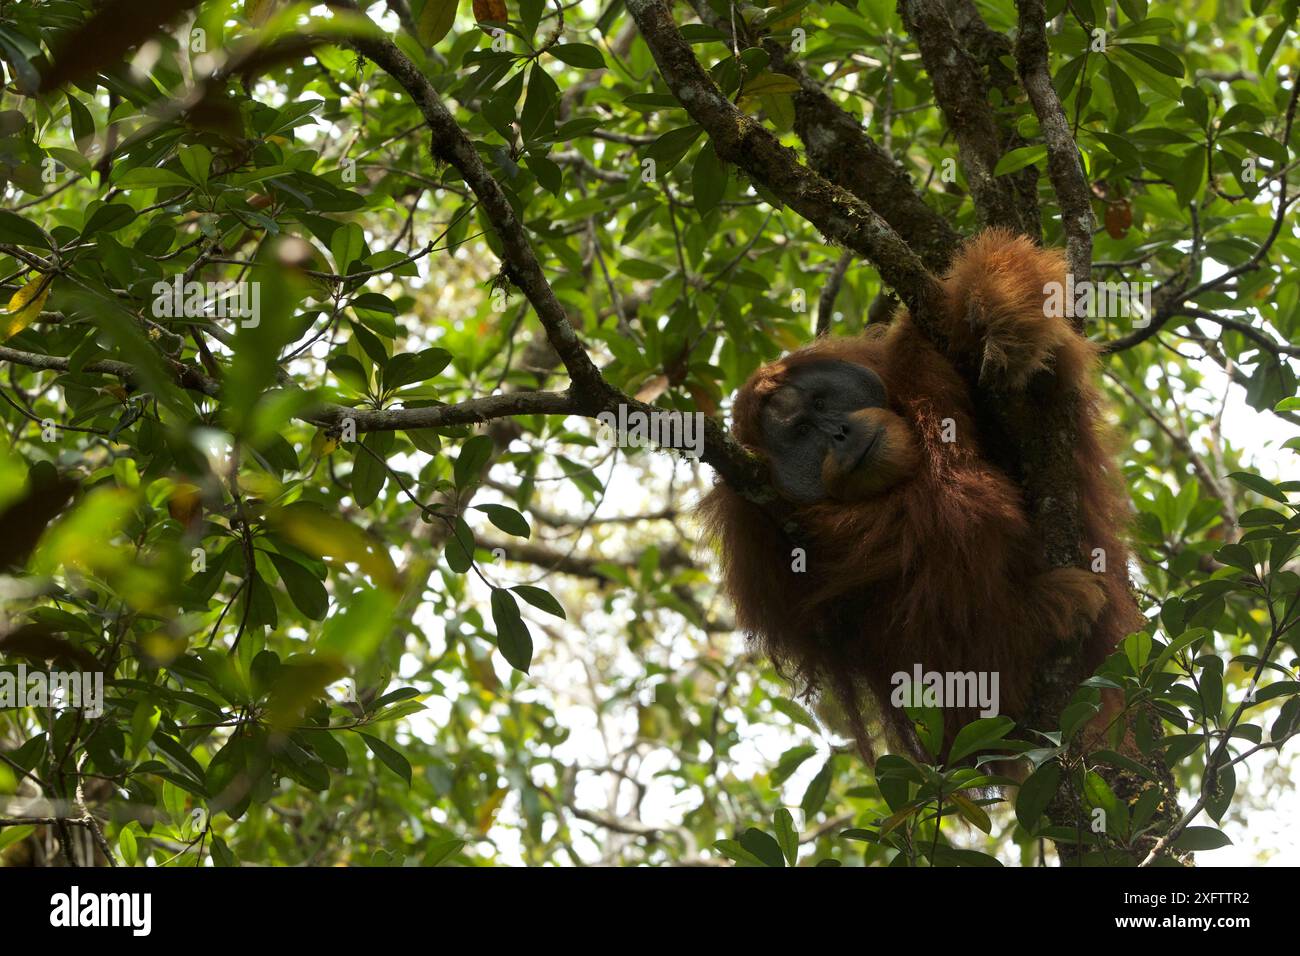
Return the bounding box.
[0,0,1297,867]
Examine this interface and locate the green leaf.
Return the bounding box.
[1052,54,1087,98]
[1060,700,1100,739]
[1228,471,1287,504]
[0,823,35,853]
[178,145,212,186]
[1117,43,1184,78]
[331,222,366,273]
[329,354,370,394]
[930,846,1003,867]
[371,699,427,723]
[118,826,138,867]
[82,202,136,236]
[521,63,559,142]
[454,434,495,489]
[1083,770,1128,838]
[415,0,457,47]
[352,302,397,344]
[210,834,236,867]
[739,827,785,867]
[1169,149,1206,206]
[490,587,534,672]
[1180,85,1209,128]
[1124,630,1153,670]
[357,732,412,786]
[1105,60,1143,131]
[66,93,94,150]
[691,142,728,216]
[772,744,816,786]
[770,698,819,732]
[550,43,605,69]
[1197,656,1224,723]
[1015,761,1060,832]
[318,586,396,662]
[713,839,767,866]
[947,716,1015,763]
[425,838,465,865]
[526,153,562,194]
[1259,21,1287,74]
[268,552,329,620]
[994,145,1047,176]
[474,503,530,537]
[1214,543,1256,572]
[645,125,704,174]
[300,729,349,771]
[129,700,161,759]
[115,166,193,190]
[0,210,50,248]
[1151,627,1209,673]
[349,432,389,508]
[773,808,798,866]
[511,584,565,619]
[444,517,474,573]
[618,258,669,279]
[1118,0,1148,21]
[520,0,546,37]
[758,93,795,133]
[800,760,832,816]
[0,27,39,94]
[1173,826,1232,851]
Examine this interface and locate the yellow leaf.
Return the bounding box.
[950,792,992,834]
[476,787,508,833]
[3,274,53,340]
[271,501,400,592]
[880,805,918,836]
[166,482,203,529]
[311,429,340,457]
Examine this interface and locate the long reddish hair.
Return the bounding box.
[699,230,1142,760]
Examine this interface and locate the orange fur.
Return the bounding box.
[700,229,1142,761]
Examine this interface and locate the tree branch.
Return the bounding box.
[817,251,853,337]
[757,38,961,271]
[896,0,1034,234]
[1015,0,1094,286]
[623,0,942,326]
[683,0,959,270]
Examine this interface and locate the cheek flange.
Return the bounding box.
[824,409,920,501]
